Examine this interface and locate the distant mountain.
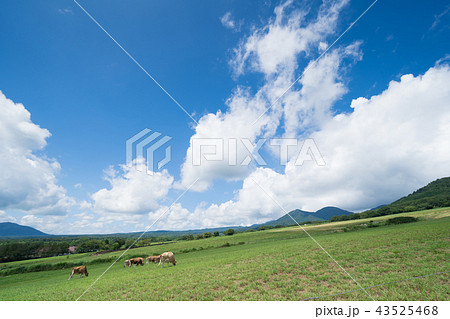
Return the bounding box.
[314,206,353,220]
[0,222,48,238]
[260,207,353,227]
[261,209,321,227]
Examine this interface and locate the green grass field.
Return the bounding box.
[1,208,449,301]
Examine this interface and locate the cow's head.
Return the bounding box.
[85,271,89,277]
[172,260,177,266]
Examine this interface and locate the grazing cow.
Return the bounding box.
[129,257,144,266]
[159,252,176,267]
[68,266,89,280]
[124,259,131,268]
[146,255,160,264]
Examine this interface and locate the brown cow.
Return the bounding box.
[129,257,144,266]
[68,266,89,280]
[146,255,160,264]
[124,259,131,268]
[159,252,176,267]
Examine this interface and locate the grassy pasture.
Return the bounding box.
[0,208,449,301]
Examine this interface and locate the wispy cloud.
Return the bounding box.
[220,12,242,32]
[58,8,73,15]
[429,5,450,30]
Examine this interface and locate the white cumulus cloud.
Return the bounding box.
[0,91,74,215]
[178,0,353,191]
[91,160,173,217]
[182,63,450,228]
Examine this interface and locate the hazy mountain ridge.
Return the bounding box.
[260,206,353,227]
[0,206,352,238]
[0,222,48,237]
[2,177,448,238]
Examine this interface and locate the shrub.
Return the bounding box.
[223,229,235,236]
[181,234,195,241]
[385,216,418,225]
[257,226,273,231]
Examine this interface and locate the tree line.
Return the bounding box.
[0,235,174,263]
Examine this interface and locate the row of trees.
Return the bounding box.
[180,229,235,241]
[0,235,175,263]
[0,241,70,263]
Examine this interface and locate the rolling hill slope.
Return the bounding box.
[366,176,450,216]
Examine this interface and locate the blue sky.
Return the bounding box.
[0,0,449,234]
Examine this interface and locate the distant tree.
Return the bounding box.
[223,229,235,236]
[181,234,195,241]
[213,231,220,237]
[110,242,121,250]
[257,226,273,231]
[203,232,212,238]
[115,238,126,246]
[124,238,135,249]
[195,234,204,240]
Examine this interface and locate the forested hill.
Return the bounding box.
[331,177,450,222]
[387,177,450,211]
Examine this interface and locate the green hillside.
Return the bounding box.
[386,176,450,212]
[332,177,450,222]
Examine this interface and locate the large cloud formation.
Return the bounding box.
[154,63,450,230]
[157,0,450,229]
[178,0,354,191]
[0,91,74,216]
